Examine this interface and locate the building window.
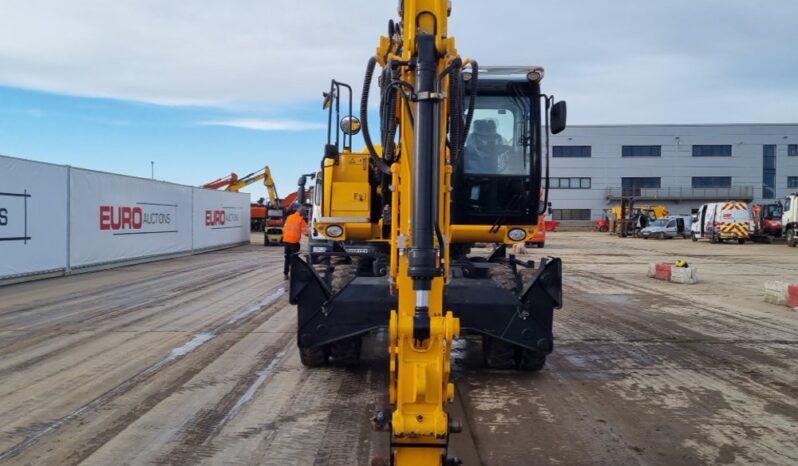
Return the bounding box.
[621,177,661,196]
[692,145,732,157]
[788,176,798,188]
[763,145,776,199]
[692,177,732,188]
[553,146,591,158]
[547,177,591,189]
[551,209,591,221]
[789,144,798,156]
[622,145,661,157]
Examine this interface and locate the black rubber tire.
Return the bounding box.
[329,337,362,366]
[786,229,796,247]
[738,239,746,245]
[599,225,609,233]
[489,264,519,295]
[330,257,356,293]
[691,232,698,242]
[483,336,516,369]
[537,242,545,248]
[517,349,547,371]
[299,346,328,367]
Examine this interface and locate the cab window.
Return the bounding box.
[463,101,527,176]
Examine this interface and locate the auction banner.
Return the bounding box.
[192,188,250,250]
[69,169,192,267]
[0,155,69,278]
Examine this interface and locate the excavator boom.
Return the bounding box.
[201,172,238,190]
[289,2,567,464]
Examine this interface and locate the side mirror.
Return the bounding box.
[550,101,567,135]
[340,116,361,136]
[547,201,553,215]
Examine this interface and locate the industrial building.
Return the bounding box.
[547,124,798,222]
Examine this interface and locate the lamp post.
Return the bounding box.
[151,161,154,179]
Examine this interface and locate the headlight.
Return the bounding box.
[325,224,343,238]
[507,228,527,242]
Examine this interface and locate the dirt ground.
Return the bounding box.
[0,232,796,466]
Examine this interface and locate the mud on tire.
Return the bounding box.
[329,337,362,366]
[330,257,356,293]
[489,264,520,294]
[300,346,328,367]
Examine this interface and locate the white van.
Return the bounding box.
[691,202,753,244]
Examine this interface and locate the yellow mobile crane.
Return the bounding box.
[289,2,567,464]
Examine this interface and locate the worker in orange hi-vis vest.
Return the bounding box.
[283,203,308,279]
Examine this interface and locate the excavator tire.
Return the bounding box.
[483,336,517,369]
[489,263,520,295]
[311,259,332,289]
[300,346,329,367]
[517,348,547,371]
[331,257,357,293]
[329,336,362,366]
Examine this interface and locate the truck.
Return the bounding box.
[691,201,753,244]
[783,193,798,247]
[640,215,692,239]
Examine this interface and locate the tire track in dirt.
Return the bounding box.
[0,287,287,464]
[0,262,281,382]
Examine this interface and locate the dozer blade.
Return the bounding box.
[290,254,393,349]
[290,254,562,354]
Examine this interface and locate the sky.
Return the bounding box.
[1,0,797,199]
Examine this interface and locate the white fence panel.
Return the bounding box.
[0,155,68,278]
[69,169,193,267]
[192,188,250,250]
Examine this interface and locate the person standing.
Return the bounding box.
[283,204,308,279]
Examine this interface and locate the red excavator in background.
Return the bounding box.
[201,173,239,190]
[751,203,783,243]
[202,167,285,238]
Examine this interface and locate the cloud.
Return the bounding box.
[199,118,324,131]
[0,0,796,123]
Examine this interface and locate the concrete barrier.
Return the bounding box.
[764,281,789,306]
[648,262,698,284]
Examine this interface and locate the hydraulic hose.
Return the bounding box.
[463,60,478,145]
[361,56,393,175]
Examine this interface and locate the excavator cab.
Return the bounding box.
[454,67,545,230]
[449,67,565,246]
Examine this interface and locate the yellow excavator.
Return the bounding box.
[226,166,286,243]
[289,2,567,464]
